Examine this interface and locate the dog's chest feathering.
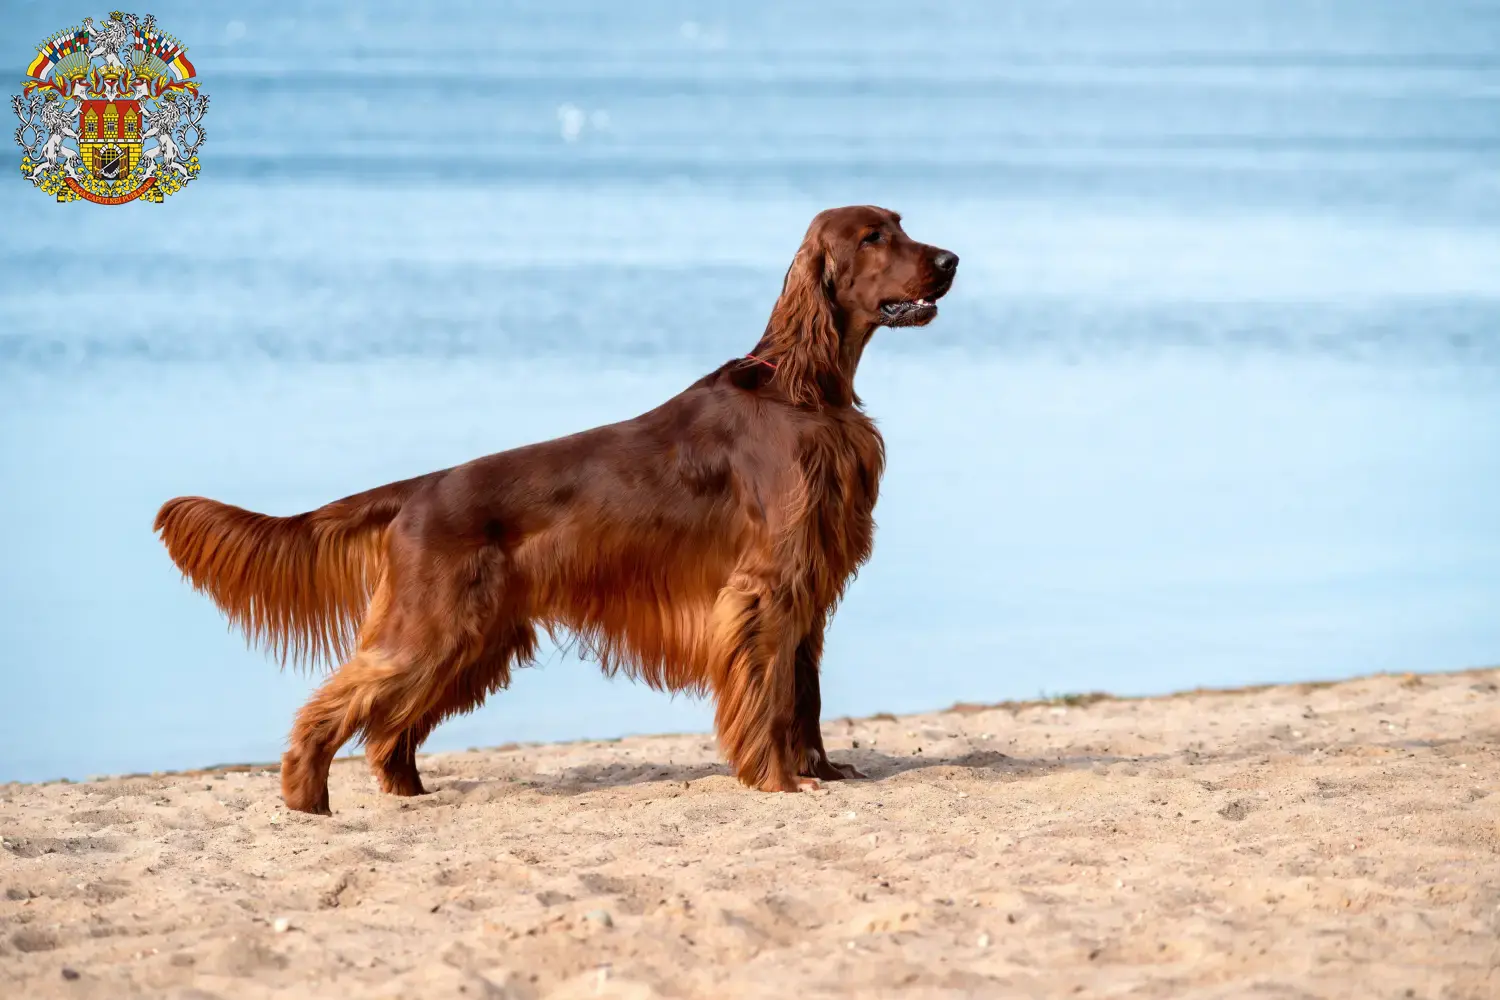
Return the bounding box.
[789,411,886,603]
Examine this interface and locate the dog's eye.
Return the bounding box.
[860,230,884,246]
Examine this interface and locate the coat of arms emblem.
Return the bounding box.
[11,11,207,204]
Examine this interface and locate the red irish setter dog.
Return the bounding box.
[155,206,958,814]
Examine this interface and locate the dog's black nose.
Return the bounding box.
[933,250,959,273]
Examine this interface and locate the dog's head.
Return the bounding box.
[785,205,959,331]
[755,206,957,406]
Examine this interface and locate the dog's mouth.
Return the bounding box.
[879,287,949,328]
[878,299,937,327]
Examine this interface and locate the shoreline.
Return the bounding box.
[8,665,1492,789]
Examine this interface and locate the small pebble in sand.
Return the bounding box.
[977,933,991,948]
[844,811,857,820]
[957,792,968,799]
[61,968,80,981]
[272,918,291,934]
[585,909,614,928]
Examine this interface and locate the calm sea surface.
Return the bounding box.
[3,1,1499,782]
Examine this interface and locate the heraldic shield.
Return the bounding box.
[78,97,143,182]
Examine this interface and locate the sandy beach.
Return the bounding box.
[3,668,1497,999]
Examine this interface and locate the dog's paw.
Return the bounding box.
[803,755,867,781]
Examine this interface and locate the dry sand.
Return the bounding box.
[3,669,1498,999]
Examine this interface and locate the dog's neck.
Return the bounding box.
[746,303,875,410]
[838,320,878,395]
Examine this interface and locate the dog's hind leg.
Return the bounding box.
[363,622,538,798]
[364,720,428,798]
[281,646,412,815]
[283,526,538,811]
[279,570,482,813]
[284,639,481,814]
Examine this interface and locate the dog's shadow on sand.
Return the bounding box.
[435,747,1163,800]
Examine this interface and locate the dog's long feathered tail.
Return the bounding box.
[153,472,440,671]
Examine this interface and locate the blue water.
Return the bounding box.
[2,1,1499,783]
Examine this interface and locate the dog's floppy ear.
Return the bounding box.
[760,234,843,407]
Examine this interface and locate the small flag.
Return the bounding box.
[26,49,56,79]
[26,29,90,79]
[169,51,196,81]
[136,26,180,62]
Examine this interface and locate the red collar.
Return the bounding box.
[744,352,778,370]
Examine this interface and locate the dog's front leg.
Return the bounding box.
[709,567,815,793]
[792,616,867,781]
